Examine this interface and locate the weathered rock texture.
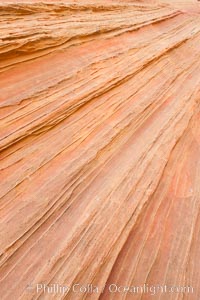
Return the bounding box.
[0,0,200,299]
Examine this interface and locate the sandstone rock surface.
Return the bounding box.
[0,0,200,299]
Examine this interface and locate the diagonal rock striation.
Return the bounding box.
[0,1,200,299]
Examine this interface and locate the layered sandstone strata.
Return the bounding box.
[0,1,200,299]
